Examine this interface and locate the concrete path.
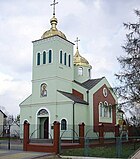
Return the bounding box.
[61,156,118,159]
[0,150,53,159]
[130,149,140,159]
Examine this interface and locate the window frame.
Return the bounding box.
[99,101,112,123]
[60,50,63,64]
[48,50,52,64]
[78,67,83,76]
[64,53,67,66]
[37,53,41,65]
[43,51,46,64]
[61,118,67,130]
[68,54,71,67]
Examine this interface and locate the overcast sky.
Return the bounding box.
[0,0,140,116]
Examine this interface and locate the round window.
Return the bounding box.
[103,87,108,97]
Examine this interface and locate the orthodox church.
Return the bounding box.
[20,1,117,139]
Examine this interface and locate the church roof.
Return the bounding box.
[0,110,7,118]
[73,48,91,67]
[74,77,104,90]
[57,90,88,105]
[41,0,67,40]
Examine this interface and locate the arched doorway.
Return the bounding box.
[37,109,49,139]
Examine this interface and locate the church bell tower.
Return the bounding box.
[32,0,74,102]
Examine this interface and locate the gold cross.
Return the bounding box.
[75,37,80,49]
[50,0,58,16]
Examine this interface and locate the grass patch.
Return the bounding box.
[61,142,140,158]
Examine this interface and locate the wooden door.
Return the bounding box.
[44,117,49,139]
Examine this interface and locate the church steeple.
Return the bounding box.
[74,37,92,83]
[74,37,91,68]
[41,0,67,39]
[50,0,58,31]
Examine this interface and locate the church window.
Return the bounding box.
[37,53,40,65]
[49,50,52,63]
[78,67,83,76]
[38,109,48,116]
[61,119,67,130]
[103,87,108,97]
[43,51,46,64]
[68,55,71,67]
[60,50,63,64]
[40,83,47,97]
[99,102,103,117]
[109,104,112,118]
[64,53,67,65]
[88,69,91,78]
[104,101,108,117]
[99,101,111,118]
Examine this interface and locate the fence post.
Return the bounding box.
[99,123,104,144]
[128,125,133,140]
[79,122,85,147]
[115,124,120,140]
[53,121,60,154]
[23,121,30,151]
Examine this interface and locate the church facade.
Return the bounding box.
[20,2,117,139]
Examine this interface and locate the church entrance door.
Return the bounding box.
[44,117,49,139]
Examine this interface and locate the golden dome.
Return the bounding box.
[74,48,92,67]
[41,16,67,39]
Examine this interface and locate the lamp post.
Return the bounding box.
[7,116,13,150]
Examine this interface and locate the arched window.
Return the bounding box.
[38,109,48,116]
[109,104,112,118]
[88,69,91,78]
[104,101,108,117]
[60,51,63,64]
[61,119,67,130]
[78,67,83,75]
[37,53,40,65]
[64,53,67,65]
[99,102,103,117]
[49,50,52,63]
[43,51,46,64]
[40,83,47,97]
[68,54,71,67]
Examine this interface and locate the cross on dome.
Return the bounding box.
[50,0,58,16]
[75,37,80,49]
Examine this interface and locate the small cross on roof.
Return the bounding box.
[50,0,58,16]
[75,37,80,49]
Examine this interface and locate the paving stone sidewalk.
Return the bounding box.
[130,149,140,159]
[0,150,53,159]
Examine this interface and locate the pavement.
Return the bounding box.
[0,150,119,159]
[0,150,53,159]
[0,149,140,159]
[129,148,140,159]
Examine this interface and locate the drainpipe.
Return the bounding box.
[86,90,89,105]
[73,102,75,142]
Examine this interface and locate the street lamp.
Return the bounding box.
[7,116,14,150]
